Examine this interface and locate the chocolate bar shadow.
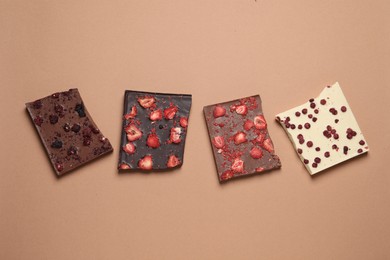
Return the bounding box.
[309,152,369,180]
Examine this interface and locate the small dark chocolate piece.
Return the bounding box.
[26,89,113,176]
[118,90,192,171]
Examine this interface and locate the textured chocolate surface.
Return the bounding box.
[26,89,113,176]
[118,90,192,171]
[204,95,281,182]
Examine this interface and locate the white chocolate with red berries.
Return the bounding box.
[276,82,369,175]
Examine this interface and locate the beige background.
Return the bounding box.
[1,1,389,259]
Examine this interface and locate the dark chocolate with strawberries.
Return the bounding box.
[204,95,281,182]
[26,89,113,176]
[118,90,192,171]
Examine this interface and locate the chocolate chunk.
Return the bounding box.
[26,89,113,176]
[203,95,281,183]
[118,90,192,171]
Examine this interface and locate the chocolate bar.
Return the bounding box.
[26,89,113,176]
[118,90,192,171]
[276,82,369,175]
[204,95,281,182]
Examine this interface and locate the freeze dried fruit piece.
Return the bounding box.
[25,89,113,176]
[276,82,369,175]
[204,95,281,183]
[118,90,192,171]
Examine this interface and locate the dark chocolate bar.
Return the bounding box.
[204,95,281,182]
[26,89,113,176]
[118,90,192,171]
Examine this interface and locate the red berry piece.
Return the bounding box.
[262,138,274,153]
[138,96,155,108]
[340,106,347,112]
[298,124,303,129]
[55,162,64,172]
[302,108,308,115]
[34,116,43,126]
[49,114,59,124]
[212,136,225,149]
[63,123,71,132]
[250,147,263,159]
[147,133,160,148]
[329,108,338,115]
[125,124,143,141]
[332,144,338,150]
[167,155,180,168]
[124,105,137,120]
[308,114,313,119]
[295,111,301,117]
[255,167,265,172]
[169,127,182,144]
[314,157,321,163]
[343,146,349,155]
[310,102,316,109]
[304,123,311,129]
[235,104,248,115]
[303,159,309,164]
[149,109,162,121]
[297,148,303,154]
[315,147,320,151]
[324,151,330,158]
[320,99,326,105]
[254,115,267,130]
[118,163,130,170]
[164,105,178,120]
[123,143,136,154]
[231,158,244,173]
[138,155,153,170]
[32,100,42,109]
[220,170,234,181]
[179,117,188,128]
[256,133,266,144]
[234,132,247,145]
[358,148,363,153]
[213,105,226,118]
[312,117,317,122]
[359,140,365,146]
[307,141,313,148]
[314,109,319,114]
[309,98,314,102]
[71,124,81,133]
[312,162,318,168]
[243,119,254,131]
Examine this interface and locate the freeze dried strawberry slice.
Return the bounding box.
[255,167,265,172]
[164,104,178,120]
[254,115,267,130]
[179,117,188,128]
[124,105,137,120]
[169,127,182,144]
[122,143,136,154]
[146,133,161,148]
[138,96,155,108]
[234,131,247,145]
[125,124,143,141]
[231,158,244,173]
[212,136,225,149]
[213,105,226,118]
[138,155,153,170]
[250,147,263,159]
[262,138,274,153]
[119,163,131,170]
[167,155,180,168]
[243,119,254,131]
[255,132,266,144]
[235,104,248,115]
[220,170,234,181]
[149,109,162,121]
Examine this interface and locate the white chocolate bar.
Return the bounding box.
[276,82,369,175]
